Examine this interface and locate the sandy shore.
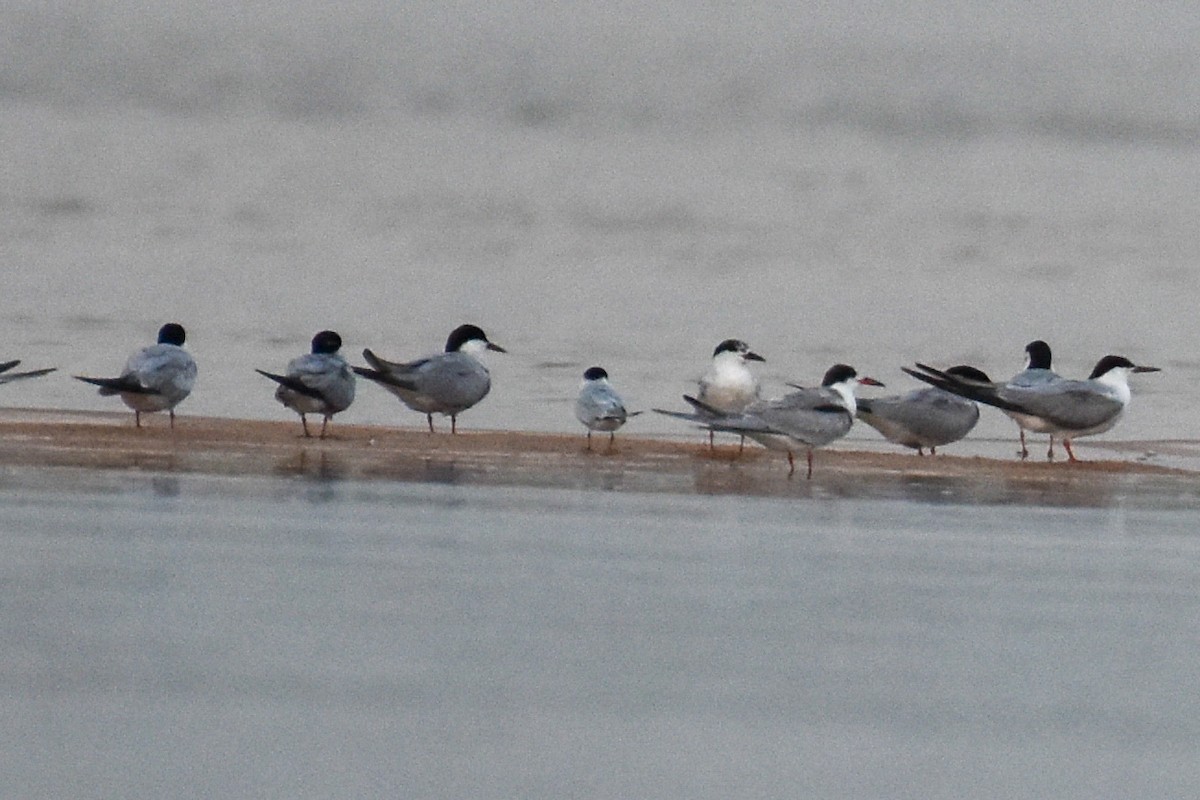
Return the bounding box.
[1,408,1197,505]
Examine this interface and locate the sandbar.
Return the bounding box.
[0,409,1196,507]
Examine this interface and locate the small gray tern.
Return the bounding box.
[575,366,641,451]
[257,330,356,439]
[74,323,197,428]
[856,365,989,455]
[1003,339,1061,459]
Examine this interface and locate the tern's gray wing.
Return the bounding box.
[1008,367,1060,387]
[750,384,848,414]
[288,353,355,411]
[125,345,197,400]
[411,353,490,407]
[357,352,491,418]
[703,388,853,447]
[356,348,482,415]
[752,399,853,447]
[997,381,1123,431]
[576,383,627,427]
[655,396,779,435]
[262,353,356,416]
[857,388,979,447]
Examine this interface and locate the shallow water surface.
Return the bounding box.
[3,468,1200,798]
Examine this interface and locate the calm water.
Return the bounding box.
[1,2,1198,449]
[3,467,1200,798]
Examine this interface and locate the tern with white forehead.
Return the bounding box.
[74,323,197,428]
[354,324,505,434]
[657,363,883,479]
[257,330,356,439]
[905,354,1159,462]
[695,338,765,453]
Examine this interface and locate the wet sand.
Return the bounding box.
[1,408,1197,507]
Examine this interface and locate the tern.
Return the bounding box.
[575,366,641,451]
[696,338,766,453]
[354,324,505,433]
[0,360,56,385]
[74,323,197,428]
[657,363,883,479]
[1002,339,1061,458]
[904,355,1159,462]
[257,330,355,439]
[856,365,988,455]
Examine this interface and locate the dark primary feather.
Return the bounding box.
[902,364,1027,413]
[256,369,326,401]
[74,375,161,395]
[652,407,705,423]
[683,394,724,416]
[0,365,56,381]
[355,349,420,391]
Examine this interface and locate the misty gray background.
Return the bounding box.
[3,1,1198,445]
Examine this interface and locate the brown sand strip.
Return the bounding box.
[0,409,1196,506]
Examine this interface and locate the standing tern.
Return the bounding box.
[0,360,56,385]
[904,354,1159,462]
[257,330,355,439]
[657,363,883,479]
[74,323,197,428]
[353,324,505,433]
[856,365,988,455]
[1003,339,1061,458]
[696,338,766,453]
[575,366,641,451]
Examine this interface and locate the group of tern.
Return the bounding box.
[2,326,1159,477]
[901,340,1160,463]
[646,338,1158,478]
[2,322,505,438]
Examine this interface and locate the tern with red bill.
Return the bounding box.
[656,363,884,479]
[904,354,1159,463]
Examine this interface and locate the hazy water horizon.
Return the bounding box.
[5,2,1200,143]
